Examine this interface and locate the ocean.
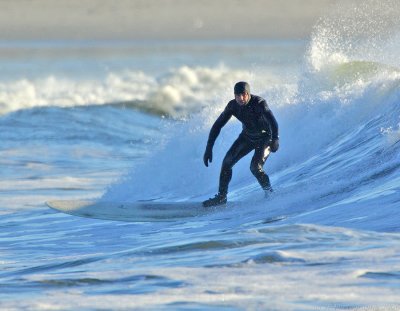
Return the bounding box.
[1,2,400,310]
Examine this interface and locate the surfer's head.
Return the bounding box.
[234,81,250,105]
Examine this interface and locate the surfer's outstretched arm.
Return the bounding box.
[203,105,233,167]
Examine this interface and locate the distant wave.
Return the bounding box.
[0,65,279,118]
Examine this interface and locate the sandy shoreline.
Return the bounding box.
[0,0,340,40]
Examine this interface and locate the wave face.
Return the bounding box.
[103,1,400,233]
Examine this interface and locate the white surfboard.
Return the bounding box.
[46,200,227,222]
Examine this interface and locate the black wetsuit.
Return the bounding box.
[206,94,279,195]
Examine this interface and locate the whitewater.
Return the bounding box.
[1,2,400,310]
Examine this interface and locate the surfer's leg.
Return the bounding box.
[250,142,272,192]
[219,135,253,195]
[203,136,253,207]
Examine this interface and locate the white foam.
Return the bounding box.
[0,65,283,118]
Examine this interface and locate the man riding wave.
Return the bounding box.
[203,81,279,207]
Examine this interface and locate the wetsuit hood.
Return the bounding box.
[234,81,250,95]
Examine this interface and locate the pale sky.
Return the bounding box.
[0,0,341,40]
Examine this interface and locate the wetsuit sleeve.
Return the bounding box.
[206,104,233,149]
[262,101,279,140]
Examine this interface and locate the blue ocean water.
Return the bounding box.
[2,4,400,310]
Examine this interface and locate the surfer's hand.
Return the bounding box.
[203,147,213,167]
[270,138,279,152]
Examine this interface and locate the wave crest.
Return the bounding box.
[0,65,255,117]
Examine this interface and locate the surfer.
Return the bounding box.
[202,81,279,207]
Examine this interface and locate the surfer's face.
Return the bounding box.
[235,92,250,105]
